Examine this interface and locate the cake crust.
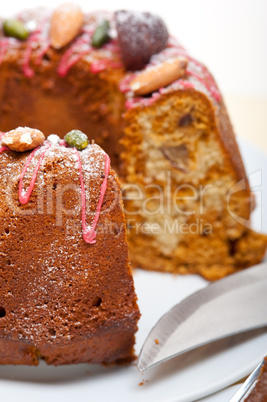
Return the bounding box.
[0,141,140,365]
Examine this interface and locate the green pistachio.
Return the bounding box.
[64,130,89,151]
[91,20,110,48]
[3,19,29,41]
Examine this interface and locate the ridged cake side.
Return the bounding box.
[0,142,140,365]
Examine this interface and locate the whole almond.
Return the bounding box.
[130,58,188,96]
[2,127,45,152]
[50,3,84,49]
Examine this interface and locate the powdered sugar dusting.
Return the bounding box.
[14,140,109,244]
[47,134,60,145]
[115,10,168,70]
[0,8,221,111]
[121,38,221,108]
[80,144,109,221]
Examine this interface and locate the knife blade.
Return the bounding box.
[137,262,267,372]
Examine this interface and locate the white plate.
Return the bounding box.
[0,139,266,402]
[198,385,241,401]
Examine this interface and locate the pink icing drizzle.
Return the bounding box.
[171,80,194,90]
[22,24,51,78]
[19,142,51,204]
[2,136,110,243]
[0,11,121,78]
[90,59,123,74]
[74,149,110,244]
[22,34,36,78]
[125,92,162,109]
[122,38,222,109]
[0,38,9,64]
[1,12,221,105]
[0,132,9,153]
[164,45,221,101]
[35,39,51,65]
[59,139,68,147]
[186,69,221,102]
[58,34,92,77]
[119,74,136,93]
[0,145,9,153]
[58,33,122,76]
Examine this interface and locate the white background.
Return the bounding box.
[2,0,267,148]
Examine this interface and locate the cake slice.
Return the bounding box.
[0,128,140,365]
[121,53,267,281]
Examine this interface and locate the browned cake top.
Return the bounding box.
[0,7,222,110]
[0,132,110,244]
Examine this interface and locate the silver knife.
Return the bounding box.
[137,262,267,372]
[229,358,265,401]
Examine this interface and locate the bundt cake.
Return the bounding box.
[0,127,140,365]
[0,5,266,282]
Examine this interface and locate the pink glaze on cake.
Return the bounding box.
[22,17,51,78]
[0,38,9,64]
[90,59,123,74]
[0,145,10,153]
[58,34,92,77]
[0,132,9,153]
[19,142,51,203]
[0,136,110,244]
[0,10,222,105]
[186,69,221,102]
[74,148,110,244]
[164,44,221,101]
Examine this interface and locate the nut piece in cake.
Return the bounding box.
[1,126,45,152]
[64,129,89,150]
[130,58,188,95]
[50,3,84,49]
[3,19,29,40]
[91,20,110,48]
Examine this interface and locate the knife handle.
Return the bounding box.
[229,359,264,402]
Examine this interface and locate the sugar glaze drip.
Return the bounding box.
[74,148,110,244]
[0,132,9,152]
[0,38,10,64]
[0,138,109,244]
[121,40,221,108]
[0,10,220,103]
[0,10,221,109]
[19,142,51,204]
[23,31,50,78]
